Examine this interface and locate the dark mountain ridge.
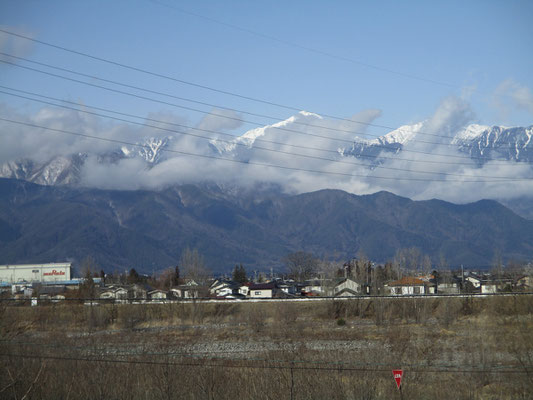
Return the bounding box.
[0,178,531,273]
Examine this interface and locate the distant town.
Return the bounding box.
[2,254,531,304]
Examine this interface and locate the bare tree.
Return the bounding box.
[393,249,407,278]
[79,256,97,299]
[438,252,448,270]
[405,247,422,272]
[284,251,319,281]
[317,259,343,296]
[422,254,432,274]
[180,247,211,285]
[156,267,179,290]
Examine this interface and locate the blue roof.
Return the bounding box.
[0,278,102,286]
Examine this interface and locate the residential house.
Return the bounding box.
[238,283,250,296]
[208,279,226,294]
[171,279,202,299]
[515,276,532,291]
[99,288,117,300]
[209,280,240,297]
[115,287,130,300]
[99,286,128,301]
[248,282,278,298]
[303,279,326,295]
[171,285,200,299]
[480,281,498,294]
[148,289,168,300]
[465,275,482,290]
[334,278,361,297]
[386,277,427,295]
[418,274,437,294]
[130,283,154,300]
[437,282,461,294]
[37,285,67,300]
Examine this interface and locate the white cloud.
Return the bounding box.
[0,26,34,62]
[492,79,533,117]
[1,96,531,204]
[196,108,243,132]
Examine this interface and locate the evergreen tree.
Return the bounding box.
[128,268,140,284]
[232,264,247,284]
[174,265,181,286]
[239,265,247,283]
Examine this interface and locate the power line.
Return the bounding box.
[4,90,530,172]
[1,117,530,183]
[7,84,524,167]
[0,51,472,143]
[0,59,350,145]
[2,59,529,164]
[0,352,527,374]
[2,84,474,166]
[3,340,523,371]
[0,28,510,138]
[2,89,528,180]
[4,51,529,151]
[148,1,460,90]
[0,28,312,112]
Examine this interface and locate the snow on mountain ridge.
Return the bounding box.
[367,122,424,146]
[210,111,323,154]
[451,125,533,164]
[121,136,171,164]
[0,155,84,186]
[452,124,490,142]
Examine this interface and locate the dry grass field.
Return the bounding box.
[1,296,532,399]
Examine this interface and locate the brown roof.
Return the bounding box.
[388,276,425,286]
[249,283,276,290]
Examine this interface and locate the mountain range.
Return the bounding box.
[1,178,532,274]
[2,116,533,182]
[1,115,531,217]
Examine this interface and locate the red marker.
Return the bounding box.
[393,369,403,389]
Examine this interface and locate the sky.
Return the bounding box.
[0,0,532,202]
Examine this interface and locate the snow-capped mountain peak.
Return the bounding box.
[375,122,424,145]
[452,124,490,141]
[210,110,323,154]
[451,124,533,164]
[121,137,171,164]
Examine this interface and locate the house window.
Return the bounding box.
[414,287,420,294]
[255,291,262,295]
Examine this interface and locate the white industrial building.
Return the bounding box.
[0,262,72,283]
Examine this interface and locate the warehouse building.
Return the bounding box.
[0,262,72,284]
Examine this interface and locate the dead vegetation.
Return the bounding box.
[0,295,532,399]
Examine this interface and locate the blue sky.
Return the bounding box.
[0,1,532,203]
[1,0,532,131]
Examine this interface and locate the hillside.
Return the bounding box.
[0,178,532,273]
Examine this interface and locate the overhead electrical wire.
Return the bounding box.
[1,339,526,372]
[1,89,530,180]
[0,51,468,143]
[147,0,460,90]
[1,59,528,164]
[1,88,529,179]
[0,28,513,140]
[4,85,526,168]
[0,352,527,374]
[0,117,530,183]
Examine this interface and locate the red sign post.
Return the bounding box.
[392,369,403,389]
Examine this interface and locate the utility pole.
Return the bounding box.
[461,264,464,292]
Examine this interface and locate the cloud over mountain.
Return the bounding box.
[0,95,532,206]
